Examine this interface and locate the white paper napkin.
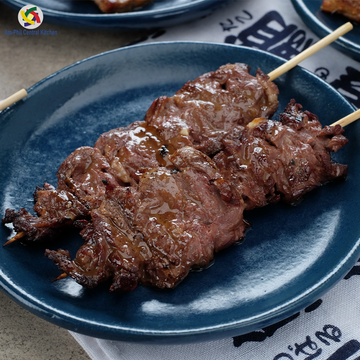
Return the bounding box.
[70,1,360,358]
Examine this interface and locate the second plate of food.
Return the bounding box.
[0,0,232,29]
[291,0,360,61]
[0,42,359,344]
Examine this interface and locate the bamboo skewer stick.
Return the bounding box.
[0,89,28,111]
[268,22,353,82]
[331,108,360,127]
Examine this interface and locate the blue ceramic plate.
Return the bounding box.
[0,42,359,344]
[291,0,360,61]
[0,0,231,29]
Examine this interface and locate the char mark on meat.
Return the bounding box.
[57,146,122,209]
[45,194,148,292]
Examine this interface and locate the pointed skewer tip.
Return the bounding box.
[3,231,26,247]
[51,272,68,283]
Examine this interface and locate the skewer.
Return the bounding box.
[0,89,28,111]
[331,108,360,127]
[3,231,26,247]
[268,22,353,81]
[0,23,353,112]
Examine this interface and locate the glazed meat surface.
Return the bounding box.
[94,121,192,185]
[57,146,122,209]
[214,100,348,209]
[145,63,279,155]
[95,63,278,184]
[46,147,247,291]
[93,0,153,13]
[321,0,360,22]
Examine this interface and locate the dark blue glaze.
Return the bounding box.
[291,0,360,61]
[0,0,232,29]
[0,42,359,344]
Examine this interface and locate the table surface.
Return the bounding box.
[0,3,145,359]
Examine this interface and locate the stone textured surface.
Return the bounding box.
[0,2,145,100]
[0,2,146,359]
[0,290,91,360]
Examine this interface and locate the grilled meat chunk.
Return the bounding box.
[3,147,122,243]
[214,100,348,209]
[2,184,88,243]
[321,0,360,22]
[94,121,191,184]
[145,63,279,155]
[45,192,149,291]
[46,147,247,291]
[57,146,122,209]
[95,64,277,185]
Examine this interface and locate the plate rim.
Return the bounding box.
[0,41,359,343]
[290,0,360,60]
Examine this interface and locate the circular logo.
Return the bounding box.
[18,4,44,29]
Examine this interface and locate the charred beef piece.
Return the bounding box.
[93,0,153,13]
[57,146,122,209]
[145,63,279,155]
[321,0,360,22]
[214,100,348,209]
[94,121,192,185]
[45,193,149,291]
[2,184,88,244]
[3,147,122,243]
[45,147,247,291]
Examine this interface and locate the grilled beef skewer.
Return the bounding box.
[1,62,348,293]
[44,103,348,292]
